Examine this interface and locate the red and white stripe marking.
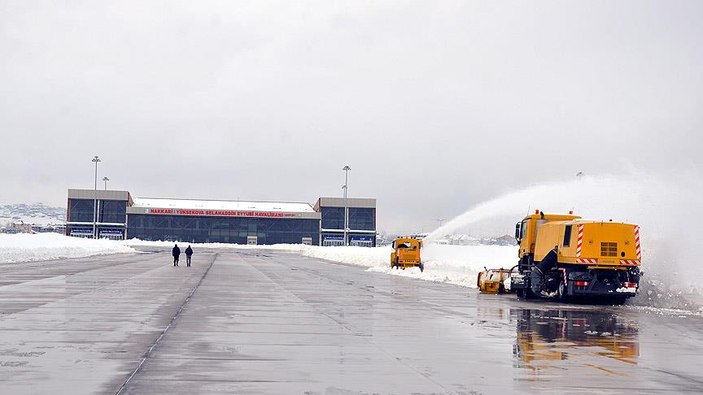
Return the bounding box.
[634,225,641,260]
[576,224,584,257]
[576,258,597,264]
[620,259,640,265]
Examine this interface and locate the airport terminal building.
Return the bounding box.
[66,189,376,246]
[315,197,377,247]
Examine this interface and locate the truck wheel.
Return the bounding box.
[522,288,536,300]
[517,288,535,299]
[419,263,424,272]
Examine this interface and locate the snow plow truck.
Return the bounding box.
[390,237,424,272]
[483,211,642,303]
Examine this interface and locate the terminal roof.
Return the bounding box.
[132,197,315,213]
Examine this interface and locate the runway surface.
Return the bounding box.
[0,248,701,394]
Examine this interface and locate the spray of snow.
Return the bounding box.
[424,171,703,309]
[0,233,136,264]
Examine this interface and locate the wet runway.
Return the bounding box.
[0,249,701,394]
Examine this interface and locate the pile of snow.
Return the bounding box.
[0,233,136,264]
[302,244,516,288]
[301,245,391,267]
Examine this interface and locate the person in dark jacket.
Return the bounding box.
[185,245,193,267]
[172,244,181,266]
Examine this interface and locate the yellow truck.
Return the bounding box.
[390,237,424,272]
[508,211,641,303]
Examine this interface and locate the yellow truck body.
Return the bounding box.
[519,216,641,267]
[390,237,424,272]
[511,211,641,302]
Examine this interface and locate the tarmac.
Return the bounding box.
[1,248,702,394]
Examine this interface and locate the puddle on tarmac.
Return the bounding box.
[512,309,639,373]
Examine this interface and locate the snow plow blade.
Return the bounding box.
[477,267,514,294]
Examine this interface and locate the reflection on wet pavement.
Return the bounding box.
[514,309,639,378]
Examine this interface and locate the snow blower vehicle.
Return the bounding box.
[477,267,513,294]
[390,237,424,272]
[481,211,642,303]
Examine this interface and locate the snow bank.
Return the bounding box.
[301,244,516,288]
[300,245,391,267]
[0,233,136,264]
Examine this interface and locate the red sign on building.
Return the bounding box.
[147,208,298,218]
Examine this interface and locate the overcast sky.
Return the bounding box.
[1,1,701,232]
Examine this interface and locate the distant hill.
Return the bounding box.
[0,203,66,227]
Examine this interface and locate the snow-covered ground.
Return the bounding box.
[0,233,136,264]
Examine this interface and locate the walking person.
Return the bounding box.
[185,245,193,267]
[172,244,181,266]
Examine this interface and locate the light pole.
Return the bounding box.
[92,155,101,239]
[102,176,109,190]
[342,165,351,246]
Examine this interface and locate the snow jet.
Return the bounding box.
[424,171,703,311]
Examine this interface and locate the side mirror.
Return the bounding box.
[515,223,521,241]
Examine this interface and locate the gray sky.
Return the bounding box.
[1,1,701,233]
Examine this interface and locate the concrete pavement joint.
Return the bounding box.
[114,253,218,395]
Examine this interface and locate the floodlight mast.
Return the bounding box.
[92,156,101,239]
[343,165,351,246]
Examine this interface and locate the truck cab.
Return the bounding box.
[515,211,581,271]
